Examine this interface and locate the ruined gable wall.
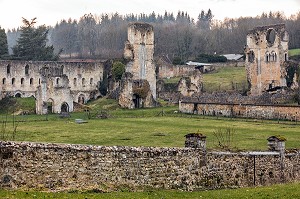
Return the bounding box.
[0,141,299,191]
[245,24,289,95]
[126,23,156,99]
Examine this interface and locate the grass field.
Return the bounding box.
[289,48,300,56]
[1,182,299,199]
[1,99,299,151]
[202,66,247,92]
[163,65,248,92]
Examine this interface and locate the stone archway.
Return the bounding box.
[61,102,69,113]
[15,93,21,98]
[47,98,54,114]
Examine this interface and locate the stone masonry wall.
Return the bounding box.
[0,141,299,191]
[179,101,300,121]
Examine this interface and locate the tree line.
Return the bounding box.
[1,10,300,62]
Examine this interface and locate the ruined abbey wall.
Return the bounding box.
[120,23,156,108]
[245,24,289,95]
[179,101,300,121]
[0,60,103,114]
[0,141,299,191]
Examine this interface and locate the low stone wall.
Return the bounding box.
[0,141,299,191]
[179,102,300,121]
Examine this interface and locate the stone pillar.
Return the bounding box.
[267,135,286,182]
[185,133,206,151]
[267,135,286,152]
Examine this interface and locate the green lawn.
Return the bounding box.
[1,102,299,151]
[1,183,300,199]
[202,66,247,92]
[289,48,300,56]
[163,65,248,92]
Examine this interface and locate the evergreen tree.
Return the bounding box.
[12,17,60,60]
[0,26,8,59]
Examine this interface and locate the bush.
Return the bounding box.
[172,56,183,65]
[112,61,125,81]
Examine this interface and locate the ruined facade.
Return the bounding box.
[177,70,203,97]
[0,60,103,114]
[119,23,156,108]
[245,24,289,95]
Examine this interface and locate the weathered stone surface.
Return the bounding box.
[0,141,299,191]
[178,70,203,97]
[179,101,300,121]
[245,24,289,95]
[119,23,156,108]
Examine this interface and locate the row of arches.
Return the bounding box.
[6,64,30,75]
[265,51,277,62]
[72,77,94,86]
[2,77,40,86]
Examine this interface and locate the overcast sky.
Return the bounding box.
[0,0,299,30]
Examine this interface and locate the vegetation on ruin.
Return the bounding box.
[111,61,125,80]
[0,182,299,198]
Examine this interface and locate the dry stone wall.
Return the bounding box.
[0,141,299,191]
[179,101,300,121]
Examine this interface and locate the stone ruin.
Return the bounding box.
[0,60,103,114]
[177,70,203,97]
[245,24,290,95]
[119,23,157,108]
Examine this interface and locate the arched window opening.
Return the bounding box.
[90,78,93,85]
[7,64,10,74]
[56,78,60,85]
[265,53,269,62]
[38,78,41,85]
[30,78,33,85]
[25,64,29,75]
[21,78,24,85]
[285,53,288,61]
[12,78,15,85]
[73,78,77,86]
[248,51,255,63]
[78,94,85,104]
[266,29,276,45]
[82,78,85,86]
[61,102,69,113]
[2,78,6,84]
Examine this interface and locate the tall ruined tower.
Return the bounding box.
[119,22,156,108]
[245,24,289,95]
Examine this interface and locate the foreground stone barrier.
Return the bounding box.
[0,141,299,191]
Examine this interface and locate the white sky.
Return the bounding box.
[0,0,299,30]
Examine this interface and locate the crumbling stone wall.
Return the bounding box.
[245,24,289,95]
[178,70,203,97]
[0,60,103,114]
[119,23,157,108]
[179,101,300,121]
[0,141,299,191]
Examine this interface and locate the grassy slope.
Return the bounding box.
[163,66,248,92]
[202,66,247,92]
[0,183,300,199]
[289,48,300,56]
